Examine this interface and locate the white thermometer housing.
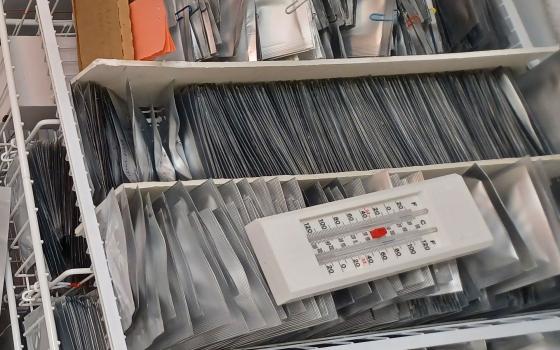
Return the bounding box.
[246,174,493,305]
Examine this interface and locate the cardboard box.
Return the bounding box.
[72,0,134,70]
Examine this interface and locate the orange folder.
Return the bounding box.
[130,0,176,60]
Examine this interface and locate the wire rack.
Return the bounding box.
[0,0,103,349]
[3,0,73,36]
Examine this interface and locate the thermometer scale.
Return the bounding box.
[306,195,437,269]
[246,174,493,305]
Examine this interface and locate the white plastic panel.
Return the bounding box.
[247,175,493,304]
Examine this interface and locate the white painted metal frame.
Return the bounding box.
[4,262,23,349]
[0,5,59,350]
[0,1,97,349]
[1,127,22,349]
[34,1,128,349]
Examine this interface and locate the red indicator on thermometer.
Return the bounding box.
[370,227,388,239]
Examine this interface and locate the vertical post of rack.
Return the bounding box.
[5,261,23,349]
[0,6,60,350]
[34,0,128,348]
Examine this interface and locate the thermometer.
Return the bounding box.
[246,174,493,305]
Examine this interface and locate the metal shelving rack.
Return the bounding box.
[35,0,128,347]
[2,0,560,349]
[0,5,59,349]
[0,0,119,349]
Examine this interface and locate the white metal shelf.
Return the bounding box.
[77,155,560,235]
[114,155,560,193]
[72,46,558,105]
[256,310,560,349]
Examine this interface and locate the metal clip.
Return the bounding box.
[369,12,395,22]
[176,4,199,21]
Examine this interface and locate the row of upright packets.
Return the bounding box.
[73,0,527,67]
[95,181,337,350]
[72,69,546,206]
[8,139,89,279]
[24,296,106,350]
